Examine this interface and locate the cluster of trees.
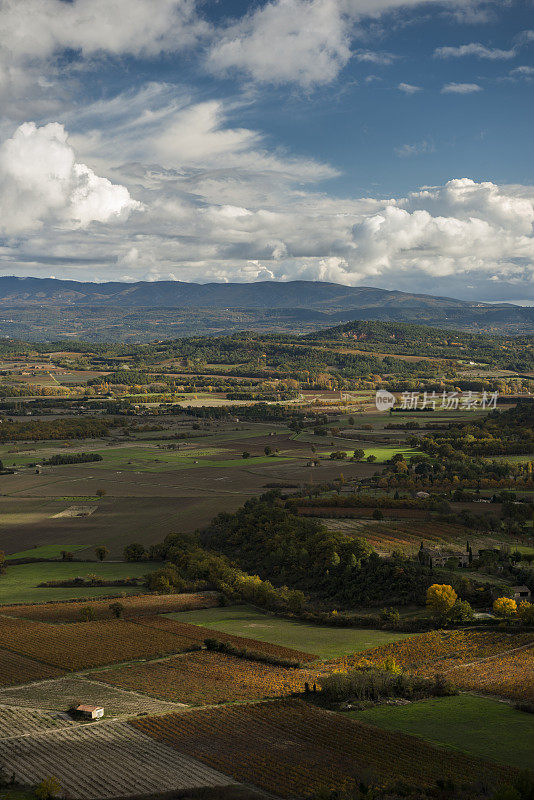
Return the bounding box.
[426,584,475,625]
[133,487,528,618]
[182,402,317,431]
[418,403,534,460]
[142,532,307,614]
[111,330,441,387]
[41,452,103,466]
[0,416,115,442]
[321,661,456,703]
[493,596,534,623]
[203,492,433,608]
[0,384,70,397]
[376,448,534,492]
[3,320,533,374]
[307,319,534,371]
[291,493,429,510]
[226,390,297,401]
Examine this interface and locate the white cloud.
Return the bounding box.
[434,42,516,59]
[152,101,261,163]
[441,82,482,94]
[0,0,504,97]
[401,178,534,235]
[206,0,494,87]
[0,121,140,234]
[509,65,534,79]
[3,162,533,300]
[207,0,351,87]
[65,84,339,183]
[0,0,206,61]
[398,82,421,94]
[353,50,396,65]
[0,0,208,119]
[395,140,433,158]
[515,30,534,45]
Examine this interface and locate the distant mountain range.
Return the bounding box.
[0,276,532,340]
[0,276,519,310]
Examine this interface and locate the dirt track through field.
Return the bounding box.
[441,640,534,672]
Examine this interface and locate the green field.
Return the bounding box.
[90,446,294,472]
[6,543,90,560]
[0,429,295,472]
[361,446,421,463]
[348,695,534,771]
[5,442,296,473]
[0,561,157,604]
[357,411,490,428]
[317,446,421,463]
[167,605,412,659]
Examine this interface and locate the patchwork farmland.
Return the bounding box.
[0,321,532,800]
[131,699,516,797]
[0,721,237,799]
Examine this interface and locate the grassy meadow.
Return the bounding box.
[0,561,156,604]
[167,605,412,659]
[347,695,534,772]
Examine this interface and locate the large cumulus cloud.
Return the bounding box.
[0,122,140,234]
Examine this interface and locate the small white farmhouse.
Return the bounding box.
[76,705,104,719]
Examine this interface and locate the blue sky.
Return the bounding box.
[0,0,532,302]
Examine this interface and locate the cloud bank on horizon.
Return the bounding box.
[0,0,532,302]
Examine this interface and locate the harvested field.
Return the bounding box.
[0,705,75,737]
[0,617,202,670]
[134,616,318,662]
[132,699,515,798]
[91,650,317,705]
[1,591,220,622]
[297,507,429,519]
[53,506,97,518]
[324,519,523,557]
[325,520,469,553]
[0,676,186,717]
[331,630,534,701]
[0,721,237,799]
[0,648,64,687]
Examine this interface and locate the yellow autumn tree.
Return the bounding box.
[518,601,534,624]
[426,584,457,619]
[493,597,517,617]
[35,776,61,800]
